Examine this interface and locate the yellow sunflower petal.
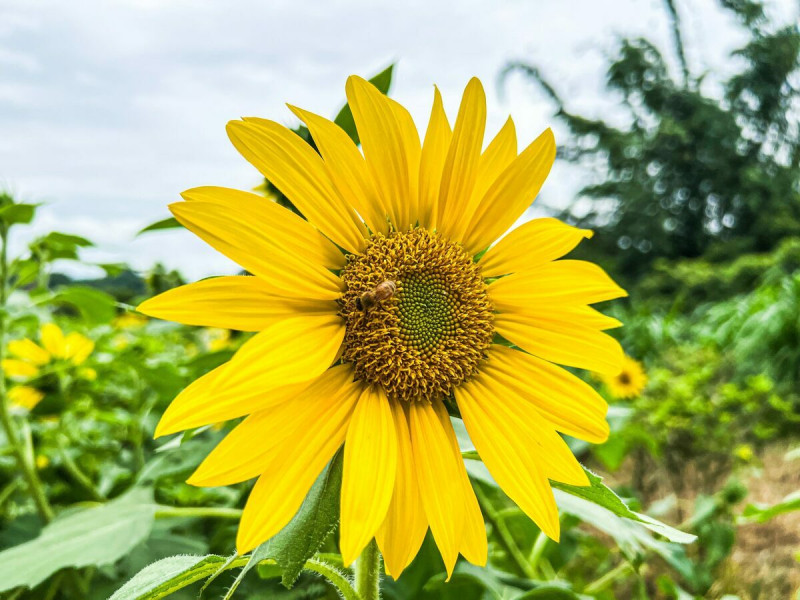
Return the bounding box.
[482,346,609,443]
[456,377,561,540]
[2,359,40,378]
[63,332,94,365]
[340,386,398,566]
[154,363,308,438]
[169,201,343,300]
[408,399,464,578]
[138,276,336,331]
[188,365,356,486]
[388,96,421,229]
[376,402,428,579]
[489,260,628,310]
[181,186,345,270]
[288,106,385,235]
[207,314,345,409]
[527,305,623,331]
[494,312,624,375]
[418,86,452,230]
[345,75,415,231]
[463,128,556,254]
[7,339,50,365]
[227,118,368,253]
[40,323,65,358]
[235,374,362,554]
[469,117,517,214]
[479,217,593,276]
[460,374,588,487]
[432,400,487,567]
[437,78,486,242]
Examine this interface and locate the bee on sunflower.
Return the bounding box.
[138,76,627,578]
[2,323,95,412]
[601,354,647,400]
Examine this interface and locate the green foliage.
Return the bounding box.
[0,488,156,593]
[613,344,797,479]
[109,554,242,600]
[741,490,800,524]
[637,237,800,309]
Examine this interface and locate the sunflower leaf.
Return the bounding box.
[465,460,695,545]
[137,217,183,235]
[0,488,157,594]
[231,450,344,591]
[0,203,37,227]
[551,468,696,543]
[109,553,240,600]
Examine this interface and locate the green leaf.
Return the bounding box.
[229,450,344,592]
[0,203,37,226]
[49,285,118,325]
[465,461,695,545]
[515,585,584,599]
[551,468,696,543]
[0,488,157,593]
[40,231,93,248]
[137,217,183,235]
[334,64,394,145]
[109,554,238,600]
[740,490,800,523]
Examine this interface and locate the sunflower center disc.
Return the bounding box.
[339,228,493,402]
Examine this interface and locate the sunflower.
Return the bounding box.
[601,354,647,399]
[138,76,626,578]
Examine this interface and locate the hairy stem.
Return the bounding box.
[354,539,381,600]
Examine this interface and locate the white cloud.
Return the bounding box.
[1,0,797,279]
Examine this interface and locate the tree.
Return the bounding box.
[503,0,800,283]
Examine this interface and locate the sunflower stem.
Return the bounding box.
[0,226,55,523]
[354,539,381,600]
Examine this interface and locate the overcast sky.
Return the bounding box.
[1,0,797,280]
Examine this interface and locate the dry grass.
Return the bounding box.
[598,440,800,599]
[717,441,800,600]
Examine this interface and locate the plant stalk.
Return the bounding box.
[354,539,381,600]
[474,484,537,579]
[0,227,54,522]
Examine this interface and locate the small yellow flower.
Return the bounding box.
[35,454,50,469]
[3,324,95,380]
[79,367,97,381]
[8,386,45,411]
[601,355,647,399]
[204,328,231,352]
[735,444,754,462]
[139,76,628,578]
[113,312,148,330]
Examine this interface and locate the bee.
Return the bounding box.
[355,280,397,312]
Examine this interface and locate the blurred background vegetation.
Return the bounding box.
[1,0,799,598]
